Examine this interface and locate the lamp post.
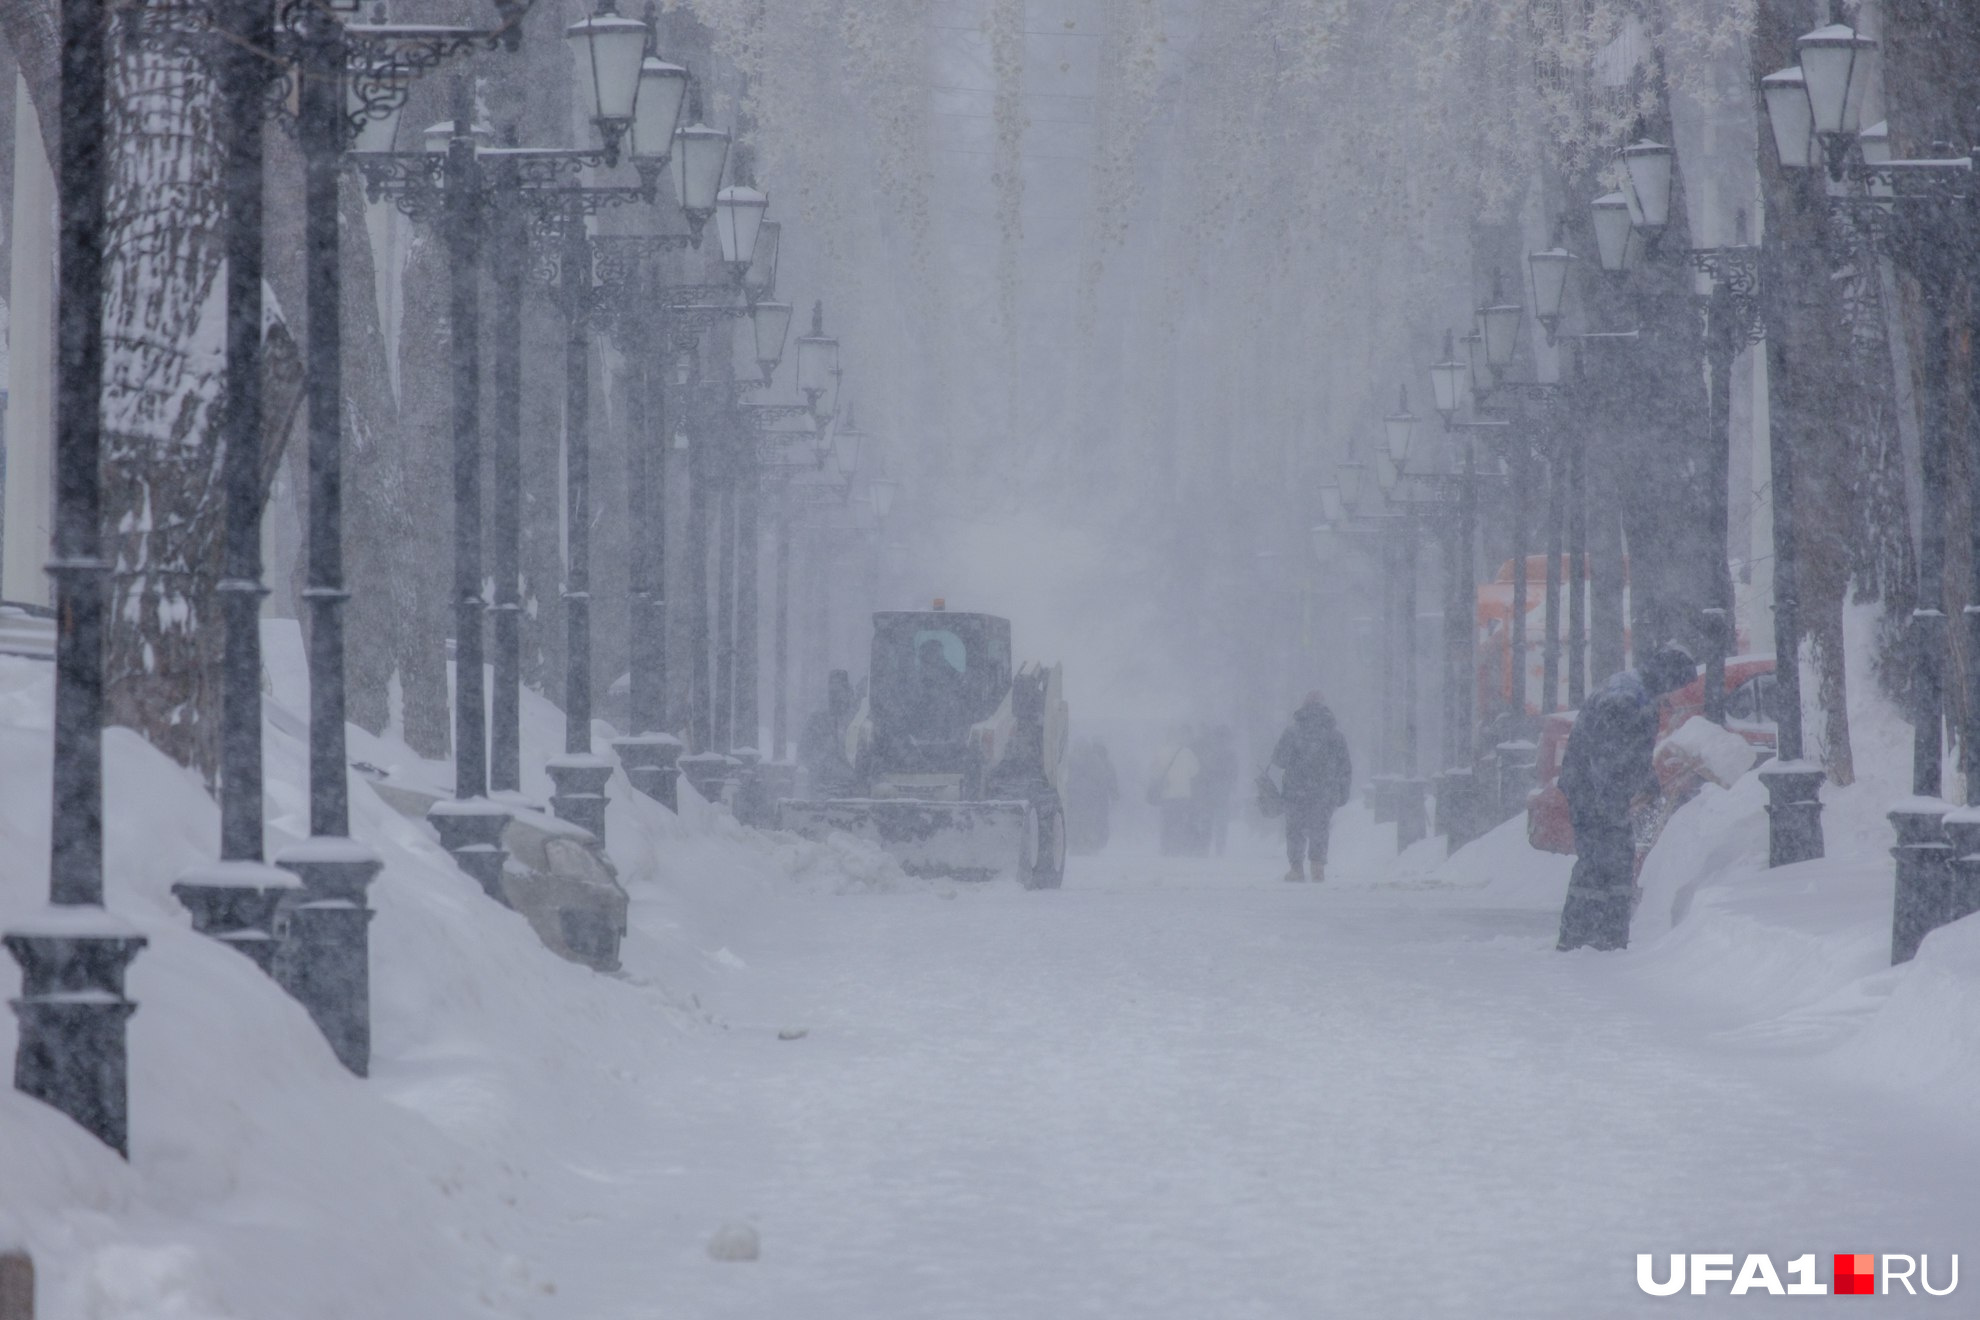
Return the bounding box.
[169,0,305,971]
[1764,22,1970,947]
[2,0,148,1155]
[272,0,533,1076]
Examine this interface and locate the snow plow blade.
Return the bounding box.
[778,798,1033,883]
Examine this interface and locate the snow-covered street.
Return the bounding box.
[537,825,1980,1319]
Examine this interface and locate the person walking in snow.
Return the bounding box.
[1148,729,1204,856]
[1268,694,1352,883]
[1066,738,1120,854]
[1193,725,1240,857]
[1555,644,1696,952]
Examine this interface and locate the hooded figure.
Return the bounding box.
[798,670,859,797]
[1270,693,1352,883]
[1555,644,1695,951]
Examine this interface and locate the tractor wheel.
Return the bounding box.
[1023,791,1066,890]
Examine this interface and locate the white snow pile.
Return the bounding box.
[0,621,886,1319]
[1656,712,1758,787]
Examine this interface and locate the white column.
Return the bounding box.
[2,74,54,606]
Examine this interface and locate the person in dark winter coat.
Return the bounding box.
[1555,645,1696,951]
[1066,738,1120,854]
[798,670,859,797]
[1269,693,1352,883]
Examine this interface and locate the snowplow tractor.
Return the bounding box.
[778,609,1068,888]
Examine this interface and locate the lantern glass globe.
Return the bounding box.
[714,185,769,270]
[1761,66,1816,170]
[1318,484,1344,526]
[1528,248,1572,329]
[564,3,650,140]
[1797,23,1877,138]
[1590,192,1632,272]
[1338,461,1369,510]
[629,58,689,161]
[670,122,731,220]
[1621,140,1675,230]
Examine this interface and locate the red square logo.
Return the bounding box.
[1836,1254,1876,1295]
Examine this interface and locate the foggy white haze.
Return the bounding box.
[5,0,1980,1315]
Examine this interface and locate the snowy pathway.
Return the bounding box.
[547,833,1975,1318]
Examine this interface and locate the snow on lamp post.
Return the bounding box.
[564,0,650,167]
[1797,23,1877,181]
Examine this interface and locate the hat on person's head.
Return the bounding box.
[1640,644,1696,698]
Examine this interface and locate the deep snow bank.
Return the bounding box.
[0,621,898,1319]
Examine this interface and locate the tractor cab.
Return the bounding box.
[864,611,1012,788]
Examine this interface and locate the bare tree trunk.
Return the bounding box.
[94,10,307,782]
[99,14,230,779]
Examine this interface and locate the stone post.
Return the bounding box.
[1496,740,1539,823]
[171,860,301,975]
[611,732,683,811]
[427,799,513,903]
[546,753,615,846]
[273,837,383,1076]
[1890,799,1951,964]
[1758,760,1825,869]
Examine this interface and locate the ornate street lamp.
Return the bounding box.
[1527,244,1573,345]
[1429,330,1466,422]
[628,52,688,162]
[1621,139,1675,238]
[1589,191,1634,273]
[1761,66,1816,171]
[1461,327,1493,398]
[671,109,731,242]
[714,182,769,278]
[744,220,782,301]
[564,0,650,166]
[1318,483,1345,527]
[1859,120,1894,204]
[797,300,841,416]
[1478,270,1523,370]
[1384,385,1417,467]
[1338,460,1369,511]
[750,299,794,386]
[833,416,864,479]
[1797,23,1877,180]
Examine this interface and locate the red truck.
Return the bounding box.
[1525,657,1779,854]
